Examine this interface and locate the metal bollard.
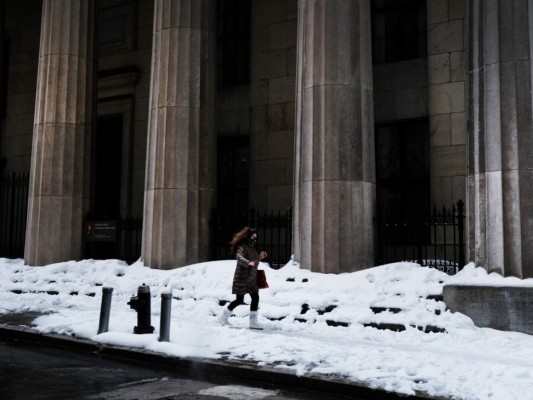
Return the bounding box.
[97,287,113,334]
[127,283,155,334]
[158,293,172,342]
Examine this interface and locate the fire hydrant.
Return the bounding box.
[127,283,155,334]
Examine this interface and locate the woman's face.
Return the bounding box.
[251,233,257,240]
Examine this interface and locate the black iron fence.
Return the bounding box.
[211,208,293,269]
[84,216,143,264]
[377,200,465,274]
[249,208,292,268]
[0,173,29,258]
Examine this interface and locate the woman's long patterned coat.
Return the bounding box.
[232,243,260,294]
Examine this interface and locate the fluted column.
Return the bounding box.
[293,0,376,273]
[468,0,533,277]
[25,0,95,266]
[142,0,216,269]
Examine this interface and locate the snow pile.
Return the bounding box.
[448,262,533,287]
[1,257,533,399]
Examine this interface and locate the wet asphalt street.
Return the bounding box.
[0,339,355,400]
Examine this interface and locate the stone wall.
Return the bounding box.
[1,0,41,174]
[427,0,467,207]
[444,285,533,335]
[248,0,297,212]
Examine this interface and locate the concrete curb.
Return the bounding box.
[0,323,435,400]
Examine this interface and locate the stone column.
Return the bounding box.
[468,0,533,277]
[25,0,95,266]
[142,0,216,269]
[293,0,376,273]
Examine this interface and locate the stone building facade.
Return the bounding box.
[0,0,531,278]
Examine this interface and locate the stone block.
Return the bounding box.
[133,143,147,172]
[250,159,287,186]
[287,47,297,76]
[250,130,268,161]
[448,0,466,20]
[286,101,295,130]
[428,20,464,55]
[428,53,450,84]
[137,25,153,50]
[251,50,288,80]
[450,51,466,82]
[287,0,298,19]
[430,114,451,147]
[431,176,454,207]
[252,0,288,27]
[15,114,35,135]
[286,157,294,185]
[427,0,448,24]
[134,120,148,144]
[248,185,268,211]
[431,145,467,177]
[429,81,465,114]
[267,103,287,131]
[138,0,154,27]
[268,130,294,159]
[251,26,269,54]
[452,175,466,204]
[1,133,32,157]
[251,105,267,134]
[269,20,297,50]
[7,93,35,115]
[451,112,467,145]
[135,96,150,121]
[251,80,269,106]
[443,285,533,334]
[268,76,296,104]
[267,185,293,211]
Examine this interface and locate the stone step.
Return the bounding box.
[364,322,446,334]
[370,306,402,314]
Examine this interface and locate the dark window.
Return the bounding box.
[216,0,251,87]
[375,118,430,220]
[371,0,427,64]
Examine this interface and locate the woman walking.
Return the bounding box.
[218,227,267,329]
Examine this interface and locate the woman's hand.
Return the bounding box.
[259,251,267,260]
[248,261,256,267]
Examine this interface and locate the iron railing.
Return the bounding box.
[0,173,29,259]
[377,200,465,274]
[249,208,292,269]
[211,208,293,269]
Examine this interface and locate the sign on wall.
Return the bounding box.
[84,221,118,242]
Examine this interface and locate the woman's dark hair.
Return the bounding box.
[230,226,257,254]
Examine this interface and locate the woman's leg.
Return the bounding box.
[250,292,259,312]
[228,294,245,311]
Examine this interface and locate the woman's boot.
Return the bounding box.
[249,311,263,330]
[218,307,231,326]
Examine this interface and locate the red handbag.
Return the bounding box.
[257,269,269,289]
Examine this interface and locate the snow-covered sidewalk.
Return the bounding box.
[1,257,533,400]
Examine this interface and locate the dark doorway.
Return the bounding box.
[375,118,430,221]
[86,114,123,260]
[94,115,123,219]
[213,136,249,259]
